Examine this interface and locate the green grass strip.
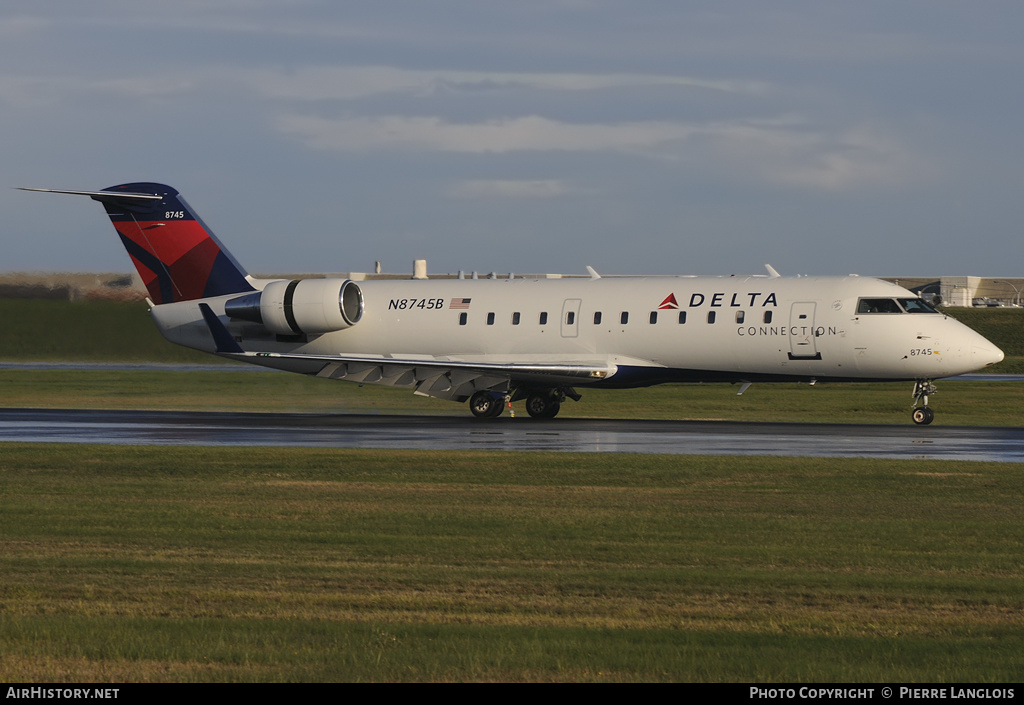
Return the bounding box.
[2,445,1022,681]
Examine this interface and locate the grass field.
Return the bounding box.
[2,445,1023,682]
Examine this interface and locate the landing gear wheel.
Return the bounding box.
[912,407,934,425]
[911,380,938,426]
[469,391,504,419]
[525,394,561,419]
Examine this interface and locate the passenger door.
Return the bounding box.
[788,302,820,359]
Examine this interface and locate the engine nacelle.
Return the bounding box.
[225,279,363,335]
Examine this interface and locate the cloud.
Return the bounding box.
[0,73,195,109]
[0,62,766,115]
[247,65,770,101]
[275,112,928,191]
[275,113,696,155]
[447,179,570,199]
[700,120,930,190]
[0,15,48,37]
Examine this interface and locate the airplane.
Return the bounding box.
[20,182,1005,424]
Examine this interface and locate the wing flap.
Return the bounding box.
[310,360,518,399]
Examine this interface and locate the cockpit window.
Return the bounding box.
[857,298,903,314]
[857,297,940,314]
[897,298,939,313]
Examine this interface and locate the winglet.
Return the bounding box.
[765,264,781,278]
[586,266,601,280]
[198,303,245,354]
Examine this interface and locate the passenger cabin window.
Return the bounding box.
[763,311,773,324]
[649,311,658,324]
[678,311,686,324]
[459,312,468,325]
[735,311,745,324]
[620,312,629,325]
[594,312,602,325]
[707,311,716,324]
[512,312,520,325]
[566,311,575,325]
[486,312,495,325]
[539,312,548,325]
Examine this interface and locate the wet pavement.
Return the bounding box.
[2,408,1022,462]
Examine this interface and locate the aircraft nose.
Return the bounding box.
[972,342,1004,368]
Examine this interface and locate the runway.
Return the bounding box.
[2,408,1022,461]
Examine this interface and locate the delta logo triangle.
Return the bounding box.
[658,293,679,310]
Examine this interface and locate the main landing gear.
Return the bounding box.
[468,387,580,419]
[524,390,562,419]
[911,380,937,425]
[469,390,506,419]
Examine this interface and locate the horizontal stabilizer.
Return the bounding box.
[18,187,162,201]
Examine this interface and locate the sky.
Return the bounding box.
[2,1,1023,278]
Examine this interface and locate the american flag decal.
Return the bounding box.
[449,298,472,309]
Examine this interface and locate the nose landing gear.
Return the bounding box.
[911,380,937,425]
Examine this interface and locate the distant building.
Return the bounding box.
[880,277,1023,307]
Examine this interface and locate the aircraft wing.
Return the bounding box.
[245,351,614,400]
[198,304,616,401]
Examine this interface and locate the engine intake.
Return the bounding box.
[225,279,363,335]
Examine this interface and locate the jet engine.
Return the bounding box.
[225,279,363,335]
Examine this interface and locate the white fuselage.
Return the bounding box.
[151,273,1004,388]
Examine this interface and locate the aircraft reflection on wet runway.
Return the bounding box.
[1,408,1022,462]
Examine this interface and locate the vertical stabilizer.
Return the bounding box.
[96,183,254,304]
[20,183,255,304]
